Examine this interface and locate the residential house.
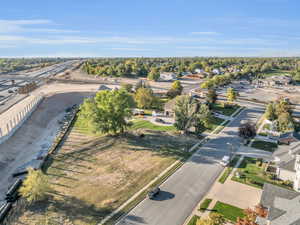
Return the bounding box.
[194,68,204,74]
[164,98,177,117]
[159,72,177,81]
[98,84,112,91]
[272,140,300,191]
[256,183,300,225]
[278,132,300,145]
[212,68,221,75]
[258,75,293,87]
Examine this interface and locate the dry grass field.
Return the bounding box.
[10,125,197,225]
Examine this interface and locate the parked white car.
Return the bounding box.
[220,156,230,167]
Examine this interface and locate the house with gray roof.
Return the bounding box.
[272,141,300,191]
[256,183,300,225]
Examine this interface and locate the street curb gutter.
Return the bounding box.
[100,137,205,225]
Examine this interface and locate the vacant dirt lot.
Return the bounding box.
[0,91,93,204]
[10,127,196,225]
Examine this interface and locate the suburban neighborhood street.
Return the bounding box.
[117,103,265,225]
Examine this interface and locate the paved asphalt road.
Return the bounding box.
[117,102,265,225]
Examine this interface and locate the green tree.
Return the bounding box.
[147,67,160,81]
[226,88,238,102]
[79,89,135,134]
[167,80,183,98]
[275,99,292,116]
[174,95,198,133]
[265,103,277,121]
[195,104,213,133]
[19,168,52,203]
[206,88,217,105]
[238,122,256,140]
[135,87,157,109]
[121,83,133,92]
[278,112,294,132]
[172,80,183,92]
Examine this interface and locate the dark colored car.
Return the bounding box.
[148,187,160,199]
[155,118,165,124]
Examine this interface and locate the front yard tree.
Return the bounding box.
[227,87,238,102]
[147,67,160,81]
[20,168,52,203]
[174,95,198,134]
[265,102,277,121]
[167,80,183,98]
[278,112,294,132]
[196,104,213,130]
[135,87,157,109]
[206,88,217,105]
[238,121,256,140]
[79,89,135,134]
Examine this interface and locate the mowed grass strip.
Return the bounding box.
[187,215,200,225]
[13,127,196,225]
[199,198,212,212]
[212,201,245,222]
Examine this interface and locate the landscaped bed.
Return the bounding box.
[212,201,245,222]
[231,157,293,190]
[11,125,196,225]
[251,140,278,152]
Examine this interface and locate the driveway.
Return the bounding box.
[116,103,265,225]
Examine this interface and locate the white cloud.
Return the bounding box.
[0,19,78,34]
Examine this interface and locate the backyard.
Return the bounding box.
[232,157,292,190]
[131,119,176,132]
[11,125,196,225]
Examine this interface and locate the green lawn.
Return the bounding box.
[199,198,212,212]
[232,157,292,189]
[251,140,278,152]
[218,156,240,184]
[198,116,225,134]
[211,103,240,116]
[131,120,176,131]
[261,70,291,78]
[212,201,245,222]
[187,215,200,225]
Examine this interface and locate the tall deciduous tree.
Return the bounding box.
[238,122,256,140]
[147,67,160,81]
[167,80,183,98]
[79,89,135,134]
[135,87,157,109]
[227,88,238,102]
[265,102,277,121]
[19,168,52,203]
[174,95,198,133]
[206,88,217,105]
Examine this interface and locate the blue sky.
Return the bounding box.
[1,0,300,57]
